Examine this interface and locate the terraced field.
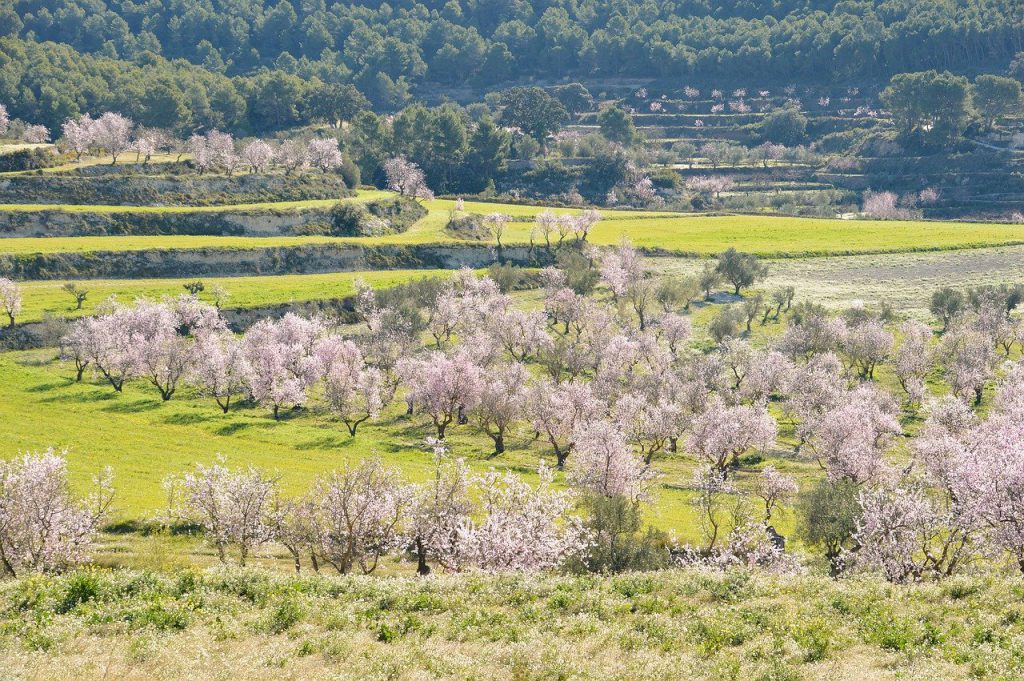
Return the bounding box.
[3,196,1022,257]
[14,270,454,323]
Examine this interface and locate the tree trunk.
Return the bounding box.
[415,538,431,576]
[492,433,505,455]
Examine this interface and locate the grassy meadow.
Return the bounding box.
[14,269,454,324]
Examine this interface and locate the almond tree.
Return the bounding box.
[572,209,602,241]
[169,460,279,566]
[132,134,155,163]
[692,466,736,550]
[60,319,94,382]
[383,157,434,200]
[842,319,894,379]
[409,440,473,575]
[322,340,387,436]
[483,212,512,248]
[242,314,325,419]
[0,449,114,576]
[940,320,996,404]
[189,332,251,412]
[686,396,777,476]
[739,348,794,404]
[784,352,846,446]
[894,320,934,406]
[492,308,551,362]
[22,124,49,143]
[66,306,137,391]
[308,138,343,172]
[533,210,559,248]
[306,459,414,574]
[756,466,798,522]
[612,391,680,464]
[190,130,238,175]
[853,483,956,582]
[242,139,274,173]
[91,112,133,164]
[0,277,21,328]
[0,104,8,136]
[657,313,692,358]
[910,370,1024,574]
[61,114,94,161]
[569,420,655,503]
[804,385,901,484]
[399,352,484,438]
[276,139,308,174]
[473,362,528,455]
[440,462,588,573]
[528,377,603,467]
[130,301,194,400]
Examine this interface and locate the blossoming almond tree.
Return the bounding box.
[0,277,21,328]
[168,459,279,566]
[306,459,415,574]
[0,449,114,576]
[91,112,133,163]
[686,397,777,476]
[440,462,588,573]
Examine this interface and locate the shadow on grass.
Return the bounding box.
[214,420,275,436]
[102,399,163,414]
[39,389,119,404]
[294,434,355,450]
[162,411,213,426]
[24,380,74,393]
[15,354,59,368]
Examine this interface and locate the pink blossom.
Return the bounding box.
[0,449,113,575]
[569,420,655,501]
[0,277,21,327]
[308,138,343,172]
[686,396,777,475]
[168,458,278,566]
[441,462,588,573]
[306,459,415,574]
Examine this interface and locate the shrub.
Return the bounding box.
[330,197,426,236]
[445,213,489,240]
[0,147,61,171]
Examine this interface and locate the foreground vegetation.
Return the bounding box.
[3,568,1023,679]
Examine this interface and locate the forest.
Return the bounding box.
[2,0,1024,128]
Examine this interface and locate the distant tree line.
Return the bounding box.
[1,0,1022,123]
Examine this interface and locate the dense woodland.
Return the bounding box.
[2,0,1024,126]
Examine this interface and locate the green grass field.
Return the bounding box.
[0,345,813,545]
[14,269,452,323]
[0,151,187,176]
[3,197,1022,257]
